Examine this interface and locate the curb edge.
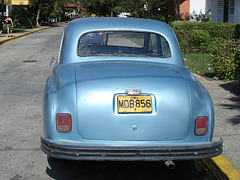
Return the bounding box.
[203,154,240,180]
[0,23,64,44]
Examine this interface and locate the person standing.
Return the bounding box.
[0,16,4,37]
[5,16,13,37]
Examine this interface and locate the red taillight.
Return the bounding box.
[195,116,208,135]
[56,113,71,132]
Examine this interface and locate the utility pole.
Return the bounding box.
[1,0,4,17]
[111,1,113,17]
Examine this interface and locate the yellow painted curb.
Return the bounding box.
[213,155,240,180]
[204,155,240,180]
[0,26,53,44]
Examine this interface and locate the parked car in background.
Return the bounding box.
[41,18,222,164]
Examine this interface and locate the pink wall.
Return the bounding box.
[168,0,190,20]
[180,0,190,20]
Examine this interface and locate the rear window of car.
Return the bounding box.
[78,31,171,58]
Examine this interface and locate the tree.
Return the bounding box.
[77,0,117,17]
[10,5,36,28]
[50,0,65,22]
[78,0,169,22]
[172,0,180,20]
[33,0,66,26]
[115,0,168,21]
[32,0,48,26]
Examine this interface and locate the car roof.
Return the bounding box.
[68,17,170,34]
[60,17,184,66]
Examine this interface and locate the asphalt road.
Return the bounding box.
[0,25,60,179]
[0,24,219,180]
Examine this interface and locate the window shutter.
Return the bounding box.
[217,0,224,22]
[228,0,235,23]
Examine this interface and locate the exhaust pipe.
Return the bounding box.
[164,160,175,169]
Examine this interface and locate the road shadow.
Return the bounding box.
[203,72,216,79]
[219,82,240,125]
[227,115,240,125]
[46,158,208,180]
[220,97,240,110]
[219,81,240,97]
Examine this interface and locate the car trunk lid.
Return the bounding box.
[75,60,192,141]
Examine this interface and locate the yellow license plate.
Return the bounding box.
[117,95,152,113]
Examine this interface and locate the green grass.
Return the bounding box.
[183,53,216,79]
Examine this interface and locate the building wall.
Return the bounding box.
[190,0,206,15]
[180,0,190,20]
[168,0,240,23]
[6,4,12,16]
[211,0,240,24]
[235,0,240,24]
[1,0,34,16]
[5,0,34,6]
[211,0,218,22]
[12,0,34,6]
[168,0,190,20]
[206,0,211,12]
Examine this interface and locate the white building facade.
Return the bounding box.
[190,0,207,14]
[188,0,239,24]
[210,0,240,24]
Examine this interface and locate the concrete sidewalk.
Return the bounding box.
[0,24,239,179]
[195,75,240,179]
[0,23,62,44]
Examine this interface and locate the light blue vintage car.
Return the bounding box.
[41,18,222,163]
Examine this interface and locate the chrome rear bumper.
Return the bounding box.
[41,137,223,161]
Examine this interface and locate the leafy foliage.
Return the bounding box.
[173,21,240,81]
[172,21,240,53]
[10,0,170,26]
[50,1,64,18]
[188,29,211,53]
[190,10,211,22]
[10,6,36,28]
[129,0,169,21]
[76,0,116,17]
[211,40,240,81]
[10,0,66,27]
[78,0,169,22]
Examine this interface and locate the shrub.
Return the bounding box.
[190,10,211,22]
[171,21,240,53]
[189,29,211,53]
[174,28,190,53]
[235,43,240,80]
[172,21,240,81]
[211,39,240,81]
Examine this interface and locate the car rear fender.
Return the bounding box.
[43,76,55,139]
[187,79,214,141]
[43,64,78,139]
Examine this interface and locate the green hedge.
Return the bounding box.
[189,29,211,53]
[211,39,240,81]
[171,21,240,53]
[171,21,240,81]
